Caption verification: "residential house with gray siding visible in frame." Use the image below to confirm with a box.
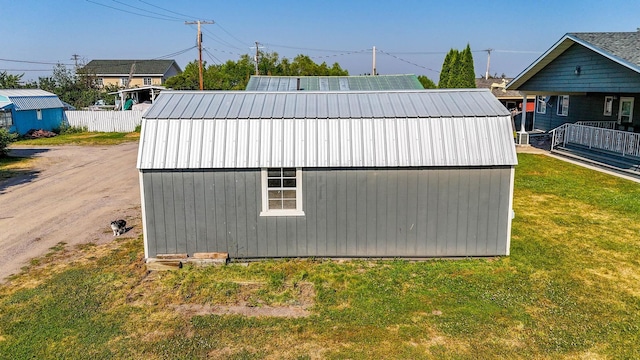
[137,89,517,260]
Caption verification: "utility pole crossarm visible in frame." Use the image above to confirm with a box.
[185,20,215,90]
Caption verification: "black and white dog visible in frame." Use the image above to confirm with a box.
[110,219,127,236]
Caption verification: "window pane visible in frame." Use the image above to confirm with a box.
[268,179,281,187]
[267,169,281,177]
[283,179,296,187]
[268,190,283,199]
[282,200,296,209]
[269,200,283,209]
[282,168,296,177]
[282,190,296,198]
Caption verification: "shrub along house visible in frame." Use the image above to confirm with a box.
[507,32,640,159]
[137,89,517,260]
[0,89,65,135]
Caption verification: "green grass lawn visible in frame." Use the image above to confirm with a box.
[1,153,639,359]
[13,131,139,146]
[0,156,36,182]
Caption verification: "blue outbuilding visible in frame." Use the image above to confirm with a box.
[0,89,65,135]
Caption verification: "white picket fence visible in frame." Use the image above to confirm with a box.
[65,110,143,132]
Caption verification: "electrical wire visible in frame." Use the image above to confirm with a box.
[263,43,364,53]
[85,0,181,21]
[137,0,200,20]
[111,0,183,21]
[376,49,440,73]
[0,58,74,66]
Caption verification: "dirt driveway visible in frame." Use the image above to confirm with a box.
[0,142,141,282]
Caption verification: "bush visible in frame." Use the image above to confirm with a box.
[57,123,88,135]
[134,124,141,133]
[0,128,18,156]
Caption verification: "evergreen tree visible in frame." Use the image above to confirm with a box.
[438,45,476,88]
[438,49,454,88]
[461,44,476,88]
[417,75,436,89]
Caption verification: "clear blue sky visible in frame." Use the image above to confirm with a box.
[2,0,640,83]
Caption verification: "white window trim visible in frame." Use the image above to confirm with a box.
[144,77,152,86]
[120,77,129,87]
[260,168,305,217]
[619,97,634,124]
[557,95,569,116]
[604,96,613,116]
[536,96,546,114]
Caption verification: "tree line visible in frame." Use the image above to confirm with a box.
[0,46,480,109]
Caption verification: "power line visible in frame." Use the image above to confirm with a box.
[0,58,74,66]
[111,0,183,21]
[376,49,440,73]
[215,23,250,48]
[137,0,199,20]
[263,43,365,53]
[85,0,182,21]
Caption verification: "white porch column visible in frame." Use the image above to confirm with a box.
[516,93,529,146]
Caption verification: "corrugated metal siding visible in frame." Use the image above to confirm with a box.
[138,116,516,169]
[141,167,512,258]
[8,96,64,111]
[144,90,509,119]
[139,90,516,169]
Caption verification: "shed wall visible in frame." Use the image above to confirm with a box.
[141,167,513,258]
[11,107,65,135]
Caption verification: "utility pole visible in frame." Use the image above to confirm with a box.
[484,49,494,80]
[251,41,264,75]
[372,46,376,75]
[71,54,81,70]
[185,20,214,90]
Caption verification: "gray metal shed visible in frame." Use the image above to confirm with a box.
[138,89,517,259]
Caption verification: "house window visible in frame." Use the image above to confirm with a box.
[144,77,152,86]
[36,109,42,120]
[604,96,614,116]
[120,77,129,87]
[619,97,634,123]
[505,101,516,110]
[536,96,546,114]
[0,110,12,128]
[96,78,104,87]
[260,168,304,216]
[557,95,569,116]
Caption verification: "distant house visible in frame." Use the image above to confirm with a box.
[0,89,65,135]
[82,60,182,89]
[507,31,640,168]
[507,32,640,133]
[476,77,535,131]
[246,74,425,91]
[137,89,517,260]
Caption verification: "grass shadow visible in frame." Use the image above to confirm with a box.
[0,148,49,194]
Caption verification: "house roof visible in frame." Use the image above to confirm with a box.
[138,89,516,170]
[0,89,64,111]
[245,75,425,91]
[475,78,522,99]
[507,31,640,90]
[83,60,181,76]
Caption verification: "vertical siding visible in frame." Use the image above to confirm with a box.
[142,167,513,258]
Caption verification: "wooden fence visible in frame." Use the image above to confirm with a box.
[65,110,143,132]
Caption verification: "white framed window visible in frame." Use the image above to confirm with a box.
[36,109,42,120]
[144,77,152,86]
[260,168,304,217]
[120,77,129,87]
[619,97,634,123]
[603,96,614,116]
[557,95,569,116]
[536,96,546,114]
[0,110,13,128]
[96,78,104,87]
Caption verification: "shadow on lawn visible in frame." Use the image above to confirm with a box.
[0,148,49,194]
